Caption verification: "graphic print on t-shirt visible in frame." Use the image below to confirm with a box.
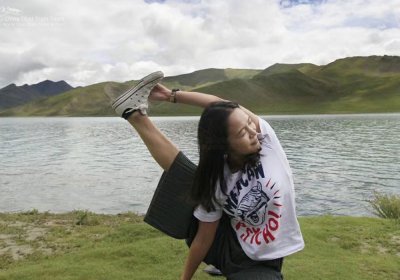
[237,181,269,226]
[224,163,283,246]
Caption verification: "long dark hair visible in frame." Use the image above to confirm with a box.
[191,101,240,212]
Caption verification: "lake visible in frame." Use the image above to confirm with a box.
[0,114,399,216]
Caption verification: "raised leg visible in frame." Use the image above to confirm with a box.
[127,112,179,171]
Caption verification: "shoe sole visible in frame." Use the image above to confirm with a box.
[111,71,164,110]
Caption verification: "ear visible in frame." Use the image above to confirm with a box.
[257,181,262,190]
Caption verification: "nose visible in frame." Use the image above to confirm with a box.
[248,126,257,137]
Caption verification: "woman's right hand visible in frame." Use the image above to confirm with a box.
[149,84,172,102]
[180,219,220,280]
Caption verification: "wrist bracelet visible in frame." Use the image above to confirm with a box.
[170,88,180,103]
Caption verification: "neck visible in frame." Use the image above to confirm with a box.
[227,153,245,173]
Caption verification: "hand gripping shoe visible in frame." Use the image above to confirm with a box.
[111,71,164,119]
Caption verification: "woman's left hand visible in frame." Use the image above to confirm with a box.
[149,84,171,102]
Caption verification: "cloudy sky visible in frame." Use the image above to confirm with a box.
[0,0,399,88]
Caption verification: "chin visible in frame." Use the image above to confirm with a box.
[253,144,261,152]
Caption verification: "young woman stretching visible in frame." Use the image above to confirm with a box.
[110,71,304,280]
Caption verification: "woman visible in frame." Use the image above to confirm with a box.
[110,71,305,279]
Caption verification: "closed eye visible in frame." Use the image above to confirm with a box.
[237,117,253,137]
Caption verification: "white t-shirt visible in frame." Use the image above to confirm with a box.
[194,117,305,260]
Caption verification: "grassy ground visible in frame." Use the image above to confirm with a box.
[0,211,399,280]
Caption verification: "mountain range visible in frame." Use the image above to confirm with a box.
[0,80,73,110]
[0,55,399,116]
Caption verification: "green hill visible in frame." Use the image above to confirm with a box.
[255,63,319,77]
[315,55,400,79]
[1,56,399,116]
[162,68,260,88]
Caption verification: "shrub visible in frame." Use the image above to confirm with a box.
[367,191,400,221]
[23,209,39,215]
[74,210,100,226]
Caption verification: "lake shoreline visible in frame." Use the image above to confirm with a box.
[1,111,400,118]
[0,209,377,218]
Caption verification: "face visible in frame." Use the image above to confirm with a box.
[227,108,260,157]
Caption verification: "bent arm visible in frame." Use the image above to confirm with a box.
[176,90,260,133]
[150,84,260,132]
[175,90,223,108]
[181,219,219,280]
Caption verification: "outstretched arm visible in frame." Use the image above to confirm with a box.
[150,84,223,108]
[150,84,260,132]
[181,220,219,280]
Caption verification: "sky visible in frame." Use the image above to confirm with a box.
[0,0,399,88]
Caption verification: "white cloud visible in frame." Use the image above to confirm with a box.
[0,0,399,88]
[384,38,400,52]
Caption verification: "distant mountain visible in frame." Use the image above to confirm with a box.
[0,80,73,110]
[0,68,261,116]
[0,56,399,116]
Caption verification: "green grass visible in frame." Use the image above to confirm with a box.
[0,212,399,280]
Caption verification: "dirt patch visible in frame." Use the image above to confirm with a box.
[26,227,47,241]
[376,244,389,254]
[0,222,50,260]
[390,235,400,245]
[390,235,400,257]
[0,237,33,260]
[329,236,340,242]
[360,242,372,254]
[360,234,400,256]
[9,221,29,227]
[0,234,14,240]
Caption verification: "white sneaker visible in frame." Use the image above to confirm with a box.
[203,264,223,276]
[111,71,164,118]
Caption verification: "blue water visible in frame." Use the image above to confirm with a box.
[0,114,399,216]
